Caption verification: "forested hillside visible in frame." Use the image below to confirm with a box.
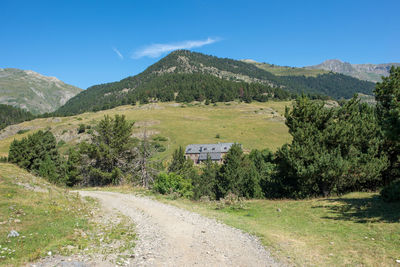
[0,104,34,130]
[56,50,375,116]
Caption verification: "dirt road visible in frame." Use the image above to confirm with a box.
[78,191,281,267]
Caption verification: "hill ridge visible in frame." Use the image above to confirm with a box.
[0,68,82,114]
[56,50,375,116]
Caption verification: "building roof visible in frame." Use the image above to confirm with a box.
[185,143,234,154]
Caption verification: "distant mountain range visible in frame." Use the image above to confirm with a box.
[56,50,375,116]
[0,68,82,114]
[307,59,400,83]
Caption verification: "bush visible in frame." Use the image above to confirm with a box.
[57,140,66,147]
[153,135,168,142]
[380,179,400,202]
[17,129,30,135]
[77,124,86,134]
[153,172,193,198]
[215,192,246,210]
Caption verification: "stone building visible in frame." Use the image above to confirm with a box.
[185,143,234,165]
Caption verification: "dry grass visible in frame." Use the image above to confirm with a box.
[0,101,292,160]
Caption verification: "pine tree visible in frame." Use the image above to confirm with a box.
[192,156,219,199]
[374,66,400,183]
[168,146,186,173]
[275,96,387,198]
[216,144,262,199]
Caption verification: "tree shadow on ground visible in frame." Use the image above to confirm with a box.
[312,195,400,223]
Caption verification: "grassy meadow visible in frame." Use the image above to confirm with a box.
[0,101,292,161]
[0,163,91,265]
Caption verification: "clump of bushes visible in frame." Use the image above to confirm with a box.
[215,192,246,210]
[380,179,400,202]
[153,135,168,142]
[153,172,193,198]
[17,129,30,135]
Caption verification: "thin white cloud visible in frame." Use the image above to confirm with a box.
[112,47,124,59]
[132,37,220,59]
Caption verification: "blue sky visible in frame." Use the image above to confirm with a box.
[1,0,399,89]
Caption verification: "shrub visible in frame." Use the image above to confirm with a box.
[215,133,220,139]
[153,172,193,198]
[215,192,246,210]
[17,129,29,135]
[153,135,168,142]
[77,124,86,134]
[380,179,400,202]
[57,140,66,147]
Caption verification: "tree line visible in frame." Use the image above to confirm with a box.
[0,104,34,130]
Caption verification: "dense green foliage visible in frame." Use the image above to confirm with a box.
[0,104,34,130]
[274,97,387,198]
[55,50,374,116]
[78,115,138,186]
[8,130,64,183]
[192,157,219,200]
[248,148,276,197]
[215,144,262,199]
[380,179,400,202]
[153,172,193,198]
[375,67,400,185]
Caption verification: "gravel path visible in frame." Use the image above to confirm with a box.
[78,191,282,267]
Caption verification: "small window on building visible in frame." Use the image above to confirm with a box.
[224,147,227,150]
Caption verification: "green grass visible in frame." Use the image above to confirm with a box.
[0,101,292,160]
[0,163,91,266]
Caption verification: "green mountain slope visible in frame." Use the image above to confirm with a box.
[307,59,400,82]
[0,68,82,114]
[56,50,375,116]
[241,59,329,77]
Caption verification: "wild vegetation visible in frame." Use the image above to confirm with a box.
[0,163,90,265]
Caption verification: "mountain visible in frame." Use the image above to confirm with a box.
[307,59,400,83]
[241,59,329,77]
[0,68,82,114]
[56,50,375,116]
